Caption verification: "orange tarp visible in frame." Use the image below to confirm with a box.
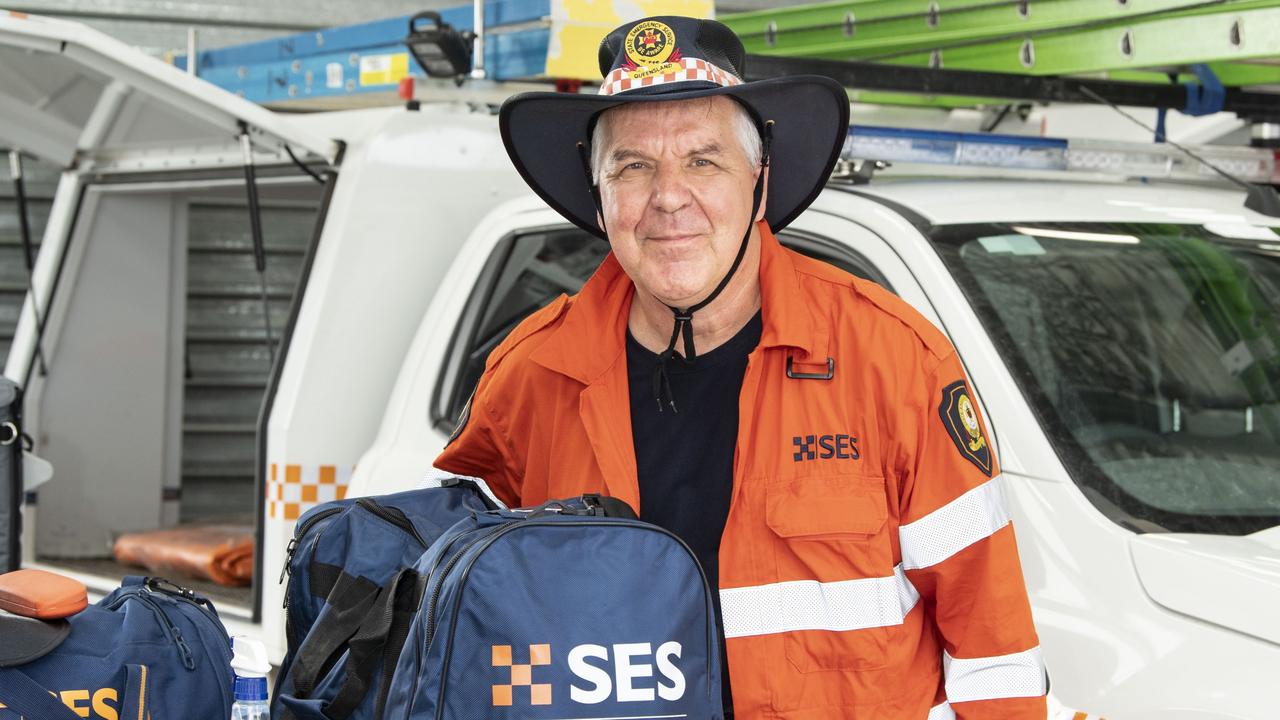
[113,524,253,587]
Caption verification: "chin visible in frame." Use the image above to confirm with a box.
[642,264,709,305]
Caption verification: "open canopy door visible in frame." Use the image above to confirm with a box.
[0,10,338,172]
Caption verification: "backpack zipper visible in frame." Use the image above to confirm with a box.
[421,526,493,651]
[281,506,345,583]
[110,583,235,719]
[398,525,490,720]
[430,520,718,720]
[144,578,233,662]
[356,498,429,548]
[104,590,197,670]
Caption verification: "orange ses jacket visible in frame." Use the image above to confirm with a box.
[436,223,1047,719]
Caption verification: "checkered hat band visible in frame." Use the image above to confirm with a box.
[599,57,743,97]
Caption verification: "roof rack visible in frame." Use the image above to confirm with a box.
[746,57,1280,125]
[723,0,1280,114]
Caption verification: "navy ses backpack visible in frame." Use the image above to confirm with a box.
[382,498,724,720]
[273,477,500,720]
[0,576,234,720]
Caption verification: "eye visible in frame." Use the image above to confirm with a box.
[614,161,648,176]
[692,158,715,167]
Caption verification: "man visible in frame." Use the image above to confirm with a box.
[437,15,1047,719]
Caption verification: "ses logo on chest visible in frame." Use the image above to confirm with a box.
[791,434,861,462]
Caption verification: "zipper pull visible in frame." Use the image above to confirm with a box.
[173,626,196,670]
[280,537,299,583]
[146,577,197,602]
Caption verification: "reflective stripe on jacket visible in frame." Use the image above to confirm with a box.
[435,222,1047,719]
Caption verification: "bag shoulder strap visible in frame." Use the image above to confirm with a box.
[0,667,84,720]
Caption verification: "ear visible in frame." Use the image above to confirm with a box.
[754,164,770,223]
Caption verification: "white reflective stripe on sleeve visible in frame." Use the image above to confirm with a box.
[899,476,1010,570]
[927,702,956,720]
[943,646,1047,703]
[719,564,919,639]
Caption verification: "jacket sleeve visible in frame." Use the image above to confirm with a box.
[433,372,524,509]
[898,349,1047,720]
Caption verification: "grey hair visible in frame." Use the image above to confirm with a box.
[589,97,763,185]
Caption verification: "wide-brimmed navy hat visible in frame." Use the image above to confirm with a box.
[500,15,850,240]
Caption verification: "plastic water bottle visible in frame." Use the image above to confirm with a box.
[231,676,269,720]
[230,636,271,720]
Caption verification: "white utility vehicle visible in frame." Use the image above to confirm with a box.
[351,179,1280,720]
[3,12,1279,720]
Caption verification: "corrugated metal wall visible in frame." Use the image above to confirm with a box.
[182,200,317,522]
[0,177,320,524]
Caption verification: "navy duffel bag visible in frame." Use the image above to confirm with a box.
[273,477,500,720]
[382,497,724,720]
[0,576,234,720]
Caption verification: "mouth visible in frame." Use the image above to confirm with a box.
[644,233,702,244]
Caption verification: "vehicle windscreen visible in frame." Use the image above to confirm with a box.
[932,221,1280,535]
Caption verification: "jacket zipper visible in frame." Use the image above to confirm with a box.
[430,520,719,719]
[356,498,429,548]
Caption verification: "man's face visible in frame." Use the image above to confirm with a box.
[597,96,763,308]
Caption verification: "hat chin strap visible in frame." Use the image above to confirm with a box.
[578,122,773,413]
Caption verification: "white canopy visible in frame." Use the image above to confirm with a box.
[0,10,338,172]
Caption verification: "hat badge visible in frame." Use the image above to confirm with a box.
[623,20,681,79]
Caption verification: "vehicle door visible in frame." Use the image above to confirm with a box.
[0,12,334,621]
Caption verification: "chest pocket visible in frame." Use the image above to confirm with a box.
[765,473,896,674]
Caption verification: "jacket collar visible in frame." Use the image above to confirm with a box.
[530,221,823,384]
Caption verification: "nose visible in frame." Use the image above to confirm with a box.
[649,161,693,214]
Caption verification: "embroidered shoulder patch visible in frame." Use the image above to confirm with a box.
[937,379,992,476]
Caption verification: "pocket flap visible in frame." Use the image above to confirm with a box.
[766,475,888,538]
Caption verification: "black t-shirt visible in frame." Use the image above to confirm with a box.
[625,310,762,716]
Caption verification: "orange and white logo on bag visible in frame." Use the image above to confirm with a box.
[491,644,552,706]
[488,641,688,707]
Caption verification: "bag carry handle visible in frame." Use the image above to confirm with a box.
[322,569,419,719]
[585,494,638,519]
[289,573,381,699]
[0,666,87,720]
[525,494,637,520]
